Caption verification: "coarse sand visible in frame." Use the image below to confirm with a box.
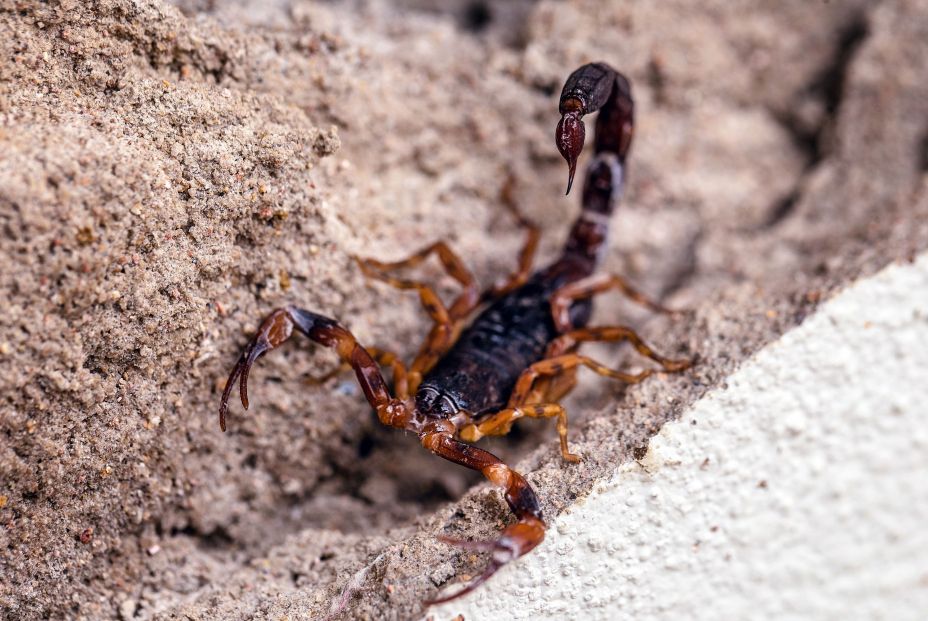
[1,1,926,619]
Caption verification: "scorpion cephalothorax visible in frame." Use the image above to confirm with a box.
[218,63,692,604]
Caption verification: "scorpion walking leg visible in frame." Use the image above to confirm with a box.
[460,403,581,463]
[459,350,583,463]
[218,307,410,431]
[421,428,545,605]
[509,329,691,407]
[366,348,409,399]
[496,334,690,456]
[550,272,680,332]
[525,364,579,406]
[545,325,693,372]
[357,242,478,320]
[357,242,479,386]
[483,174,541,299]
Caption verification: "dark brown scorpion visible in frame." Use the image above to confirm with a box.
[218,63,692,604]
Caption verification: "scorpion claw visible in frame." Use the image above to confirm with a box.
[238,337,270,410]
[425,537,511,606]
[435,534,499,552]
[428,517,543,605]
[218,309,295,432]
[218,355,243,432]
[424,557,502,606]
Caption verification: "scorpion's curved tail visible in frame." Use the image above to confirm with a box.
[556,62,633,271]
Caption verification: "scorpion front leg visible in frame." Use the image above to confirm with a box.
[460,402,581,463]
[218,306,410,431]
[478,328,691,461]
[422,426,545,605]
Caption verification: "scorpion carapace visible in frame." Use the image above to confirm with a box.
[218,62,692,605]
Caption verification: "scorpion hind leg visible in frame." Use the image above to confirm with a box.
[356,242,480,386]
[550,273,686,333]
[425,518,543,605]
[482,172,542,300]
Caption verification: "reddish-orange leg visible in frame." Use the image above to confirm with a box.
[460,402,581,463]
[306,346,409,399]
[550,272,681,333]
[478,326,690,461]
[458,315,690,463]
[511,326,692,408]
[483,174,542,300]
[356,242,479,388]
[457,344,583,463]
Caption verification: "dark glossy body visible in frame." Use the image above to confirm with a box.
[418,259,593,417]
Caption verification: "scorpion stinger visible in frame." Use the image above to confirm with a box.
[556,107,584,195]
[556,62,635,194]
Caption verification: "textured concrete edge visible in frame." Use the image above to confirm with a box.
[427,253,928,621]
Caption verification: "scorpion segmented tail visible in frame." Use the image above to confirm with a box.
[555,62,634,273]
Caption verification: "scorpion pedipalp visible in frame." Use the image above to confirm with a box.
[219,310,289,431]
[421,430,545,604]
[219,307,406,432]
[426,516,544,605]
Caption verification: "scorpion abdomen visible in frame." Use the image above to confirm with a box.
[418,271,591,417]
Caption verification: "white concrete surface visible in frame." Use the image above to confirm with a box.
[428,254,928,621]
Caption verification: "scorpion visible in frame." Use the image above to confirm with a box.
[218,63,692,604]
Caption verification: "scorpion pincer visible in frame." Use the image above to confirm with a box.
[218,62,692,604]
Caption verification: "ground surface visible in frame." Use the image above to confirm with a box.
[0,1,926,620]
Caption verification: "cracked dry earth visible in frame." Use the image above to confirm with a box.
[1,0,926,619]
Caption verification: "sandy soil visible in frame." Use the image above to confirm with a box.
[0,1,925,619]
